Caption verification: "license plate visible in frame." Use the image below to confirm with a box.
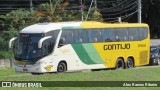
[23,69,28,71]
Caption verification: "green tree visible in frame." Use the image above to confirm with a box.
[0,0,104,59]
[35,1,79,22]
[0,9,37,58]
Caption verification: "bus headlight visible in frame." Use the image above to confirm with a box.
[35,62,40,65]
[35,61,43,65]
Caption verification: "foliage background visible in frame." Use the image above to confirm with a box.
[0,0,102,59]
[1,0,160,58]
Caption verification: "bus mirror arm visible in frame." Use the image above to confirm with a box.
[38,36,52,48]
[9,37,17,48]
[58,38,65,47]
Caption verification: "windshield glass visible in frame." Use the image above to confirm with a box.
[15,34,43,64]
[150,47,158,53]
[14,30,60,65]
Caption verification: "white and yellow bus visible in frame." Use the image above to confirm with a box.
[9,21,150,74]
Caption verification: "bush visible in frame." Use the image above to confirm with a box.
[0,51,12,59]
[0,37,6,51]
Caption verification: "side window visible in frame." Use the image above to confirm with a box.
[89,29,102,42]
[121,28,128,41]
[60,30,73,44]
[114,28,128,41]
[139,27,148,40]
[102,28,114,42]
[43,30,60,55]
[46,30,59,47]
[42,39,51,56]
[74,29,89,43]
[128,28,139,41]
[114,28,120,41]
[52,30,60,42]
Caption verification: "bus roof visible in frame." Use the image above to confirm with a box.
[20,22,81,34]
[80,21,149,28]
[20,21,148,34]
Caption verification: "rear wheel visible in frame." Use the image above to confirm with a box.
[57,62,67,73]
[126,58,134,68]
[116,58,125,69]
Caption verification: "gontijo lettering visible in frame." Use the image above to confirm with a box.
[104,43,130,50]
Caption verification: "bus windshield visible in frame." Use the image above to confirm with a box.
[15,34,44,64]
[14,30,60,65]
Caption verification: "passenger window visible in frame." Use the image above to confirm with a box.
[89,29,102,42]
[114,28,128,41]
[60,30,73,44]
[74,29,89,43]
[52,30,60,42]
[139,27,148,40]
[102,29,114,42]
[42,39,51,56]
[128,28,139,41]
[114,29,120,41]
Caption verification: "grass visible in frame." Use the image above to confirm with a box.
[0,67,160,90]
[1,67,160,81]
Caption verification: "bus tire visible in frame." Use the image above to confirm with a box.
[57,62,67,73]
[126,58,134,68]
[116,58,125,69]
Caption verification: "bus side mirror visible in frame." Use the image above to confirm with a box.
[9,37,17,48]
[59,38,65,47]
[38,36,52,48]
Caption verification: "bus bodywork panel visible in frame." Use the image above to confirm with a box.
[14,44,107,73]
[79,21,150,68]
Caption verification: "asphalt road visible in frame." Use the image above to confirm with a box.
[151,39,160,46]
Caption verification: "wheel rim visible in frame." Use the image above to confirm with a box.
[118,61,122,68]
[117,59,124,69]
[58,64,64,72]
[57,63,66,73]
[127,59,133,68]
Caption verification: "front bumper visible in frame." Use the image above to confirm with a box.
[14,64,56,73]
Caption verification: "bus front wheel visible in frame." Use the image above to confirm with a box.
[116,58,125,69]
[57,62,67,73]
